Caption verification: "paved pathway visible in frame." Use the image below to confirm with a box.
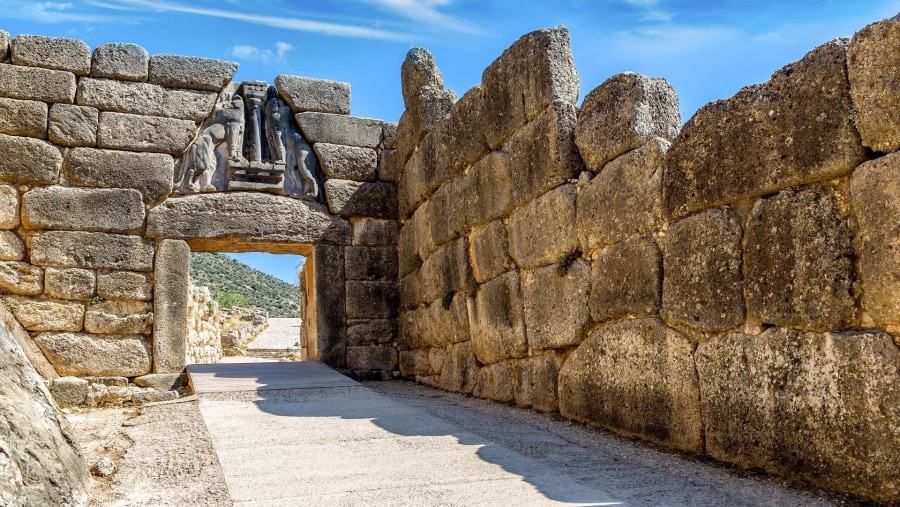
[246,317,301,352]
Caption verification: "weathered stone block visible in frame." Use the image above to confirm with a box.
[352,217,398,247]
[48,377,89,407]
[44,268,95,301]
[324,179,398,219]
[85,300,153,335]
[402,237,471,309]
[523,260,590,350]
[559,318,702,451]
[275,75,351,115]
[0,133,61,185]
[64,148,174,204]
[97,112,197,155]
[96,271,152,301]
[590,238,661,323]
[345,246,398,281]
[0,183,18,228]
[850,153,900,327]
[23,187,145,233]
[469,220,514,284]
[48,103,98,147]
[515,354,560,413]
[399,292,469,349]
[148,54,237,92]
[345,280,399,319]
[696,328,900,502]
[32,231,155,271]
[296,113,383,148]
[473,363,514,402]
[153,240,189,373]
[91,43,149,82]
[427,174,469,247]
[378,148,401,183]
[0,30,7,61]
[77,78,217,122]
[745,188,855,331]
[468,271,527,365]
[443,86,489,176]
[398,201,435,278]
[397,127,453,219]
[147,193,351,249]
[394,110,420,168]
[0,261,43,295]
[314,244,347,368]
[347,319,397,346]
[661,209,744,334]
[401,47,444,112]
[439,341,479,393]
[0,230,23,261]
[133,373,187,391]
[3,296,84,332]
[34,332,151,377]
[399,347,433,376]
[382,122,398,149]
[11,35,90,75]
[0,97,47,138]
[482,26,579,148]
[664,39,866,218]
[508,183,577,269]
[577,139,668,251]
[0,63,76,103]
[848,14,900,153]
[313,143,377,181]
[347,345,397,371]
[408,84,456,145]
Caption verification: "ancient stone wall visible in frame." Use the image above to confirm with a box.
[395,15,900,502]
[185,285,222,364]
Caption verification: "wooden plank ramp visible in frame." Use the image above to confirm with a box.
[187,360,359,394]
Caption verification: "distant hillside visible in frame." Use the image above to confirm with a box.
[189,253,300,318]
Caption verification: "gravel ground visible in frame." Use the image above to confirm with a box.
[247,318,301,351]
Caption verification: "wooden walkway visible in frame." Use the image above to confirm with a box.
[187,360,359,393]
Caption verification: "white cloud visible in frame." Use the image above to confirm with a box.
[641,9,671,22]
[2,1,116,23]
[229,41,295,65]
[358,0,481,34]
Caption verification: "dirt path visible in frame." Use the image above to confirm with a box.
[247,317,301,351]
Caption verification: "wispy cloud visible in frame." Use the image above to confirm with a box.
[611,24,741,57]
[620,0,671,24]
[359,0,481,34]
[229,41,294,65]
[1,1,119,23]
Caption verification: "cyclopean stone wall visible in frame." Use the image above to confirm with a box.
[394,15,900,502]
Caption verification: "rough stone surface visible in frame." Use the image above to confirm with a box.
[0,63,76,103]
[275,75,351,115]
[97,271,152,301]
[296,112,383,148]
[0,230,23,261]
[48,376,89,407]
[347,319,397,346]
[0,184,18,229]
[443,86,489,176]
[696,328,900,502]
[352,217,398,247]
[745,188,855,332]
[345,246,398,281]
[577,138,668,251]
[382,122,398,149]
[482,26,579,148]
[77,78,217,122]
[34,332,151,377]
[314,143,377,181]
[0,30,7,61]
[661,210,744,334]
[0,262,43,295]
[590,238,661,323]
[399,347,433,377]
[133,372,187,391]
[523,260,590,350]
[0,97,47,138]
[469,220,515,284]
[401,237,471,309]
[439,341,479,393]
[147,193,351,249]
[508,183,577,269]
[91,43,149,81]
[515,354,560,413]
[0,133,61,185]
[64,148,174,204]
[345,281,399,320]
[401,47,444,112]
[848,14,900,153]
[559,318,702,451]
[314,244,347,368]
[473,363,514,402]
[3,296,83,332]
[148,54,237,92]
[575,73,679,172]
[153,240,189,373]
[98,111,197,155]
[324,179,398,220]
[664,39,866,218]
[468,271,528,365]
[398,200,435,277]
[85,300,153,335]
[347,344,397,371]
[23,186,145,233]
[399,292,470,349]
[850,152,900,327]
[11,34,90,75]
[48,103,98,147]
[44,268,95,301]
[378,148,401,183]
[32,231,155,271]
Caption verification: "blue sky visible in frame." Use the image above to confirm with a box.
[2,0,897,284]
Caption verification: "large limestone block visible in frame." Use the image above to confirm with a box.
[148,54,237,92]
[577,139,668,251]
[345,281,399,319]
[468,271,528,365]
[427,173,469,247]
[346,344,397,371]
[401,47,444,112]
[313,244,347,368]
[132,373,186,391]
[696,328,900,502]
[44,268,95,301]
[398,200,435,278]
[399,292,469,349]
[0,134,61,185]
[444,86,489,175]
[508,183,577,269]
[851,153,900,326]
[523,260,590,350]
[153,239,189,373]
[296,112,383,148]
[0,231,24,261]
[3,296,84,332]
[515,354,560,413]
[401,237,471,309]
[469,220,515,284]
[11,35,90,75]
[275,75,350,115]
[745,188,855,331]
[473,363,514,402]
[378,148,401,183]
[91,43,149,81]
[661,209,744,334]
[347,319,397,346]
[0,184,18,229]
[352,217,398,247]
[439,341,479,393]
[48,376,89,407]
[64,148,174,204]
[398,126,456,219]
[0,63,75,103]
[23,186,145,233]
[0,97,47,138]
[0,262,43,295]
[324,179,397,220]
[848,14,900,153]
[559,318,702,451]
[575,73,679,172]
[77,78,217,122]
[407,83,455,145]
[382,122,398,149]
[85,300,153,335]
[98,111,197,155]
[664,39,866,218]
[399,347,433,377]
[96,271,152,301]
[313,143,377,181]
[34,332,151,377]
[32,231,155,271]
[0,30,7,61]
[48,103,98,147]
[147,193,351,249]
[482,26,579,148]
[590,238,661,323]
[344,246,398,281]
